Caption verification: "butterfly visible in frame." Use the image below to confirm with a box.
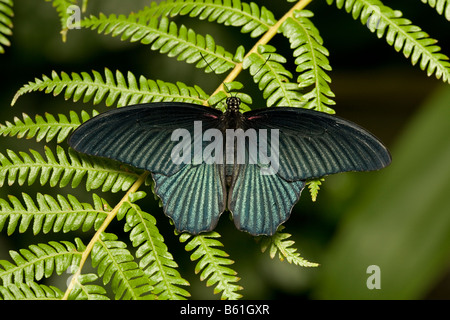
[68,96,391,236]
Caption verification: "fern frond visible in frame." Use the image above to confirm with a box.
[260,227,319,267]
[180,232,242,300]
[307,178,325,202]
[0,238,85,285]
[0,193,109,235]
[44,0,78,42]
[119,192,190,300]
[12,68,209,107]
[0,0,13,54]
[327,0,450,83]
[91,232,155,300]
[142,0,276,38]
[243,45,304,108]
[0,282,63,300]
[67,273,109,300]
[281,10,336,114]
[420,0,450,21]
[0,146,140,192]
[0,110,96,143]
[82,13,238,74]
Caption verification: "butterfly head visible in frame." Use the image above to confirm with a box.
[226,96,241,113]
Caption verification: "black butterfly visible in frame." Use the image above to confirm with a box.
[69,97,391,236]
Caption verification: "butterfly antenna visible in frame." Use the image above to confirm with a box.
[200,52,232,94]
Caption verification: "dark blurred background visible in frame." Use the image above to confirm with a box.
[0,0,449,299]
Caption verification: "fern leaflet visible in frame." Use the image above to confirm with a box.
[327,0,450,83]
[82,13,239,74]
[243,44,304,107]
[12,68,209,107]
[0,193,109,235]
[67,273,109,300]
[91,232,155,300]
[260,227,319,267]
[44,0,78,41]
[420,0,450,21]
[142,0,276,38]
[180,232,243,300]
[0,282,63,300]
[0,146,140,192]
[0,110,96,143]
[281,10,336,114]
[0,239,85,286]
[119,191,190,300]
[0,0,13,54]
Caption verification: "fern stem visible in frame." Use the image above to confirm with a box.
[209,0,313,99]
[62,172,149,300]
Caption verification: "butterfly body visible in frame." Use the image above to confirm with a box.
[69,98,391,236]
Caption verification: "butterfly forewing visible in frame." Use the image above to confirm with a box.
[242,107,391,181]
[68,103,223,176]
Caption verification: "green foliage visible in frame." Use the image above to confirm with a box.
[0,239,85,285]
[142,0,277,37]
[120,191,190,300]
[0,282,64,300]
[91,232,155,300]
[12,69,209,108]
[66,273,109,300]
[0,193,109,235]
[281,10,335,114]
[420,0,450,20]
[44,0,79,41]
[0,110,96,143]
[260,227,319,267]
[1,0,448,300]
[180,232,242,300]
[243,44,304,107]
[0,0,13,54]
[0,146,140,192]
[82,13,240,74]
[326,0,450,83]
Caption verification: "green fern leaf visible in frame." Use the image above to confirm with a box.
[44,0,78,41]
[260,227,318,267]
[180,232,242,300]
[243,44,304,107]
[0,110,96,143]
[91,232,155,300]
[420,0,450,21]
[0,146,140,192]
[0,238,85,285]
[119,192,190,300]
[67,273,109,300]
[0,0,13,54]
[82,13,238,74]
[0,193,109,235]
[0,282,63,300]
[142,0,276,38]
[327,0,450,83]
[281,10,336,114]
[12,68,209,107]
[306,178,325,202]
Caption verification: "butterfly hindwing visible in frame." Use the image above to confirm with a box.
[68,103,223,176]
[228,162,305,236]
[243,107,391,181]
[152,163,226,234]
